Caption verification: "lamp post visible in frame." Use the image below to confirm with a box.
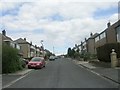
[41,40,44,57]
[53,46,54,55]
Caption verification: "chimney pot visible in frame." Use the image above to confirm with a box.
[90,32,93,36]
[24,38,26,41]
[107,21,111,28]
[2,30,6,36]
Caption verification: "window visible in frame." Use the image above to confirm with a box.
[95,36,99,42]
[100,32,106,39]
[116,25,120,42]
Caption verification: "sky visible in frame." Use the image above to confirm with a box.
[0,0,120,55]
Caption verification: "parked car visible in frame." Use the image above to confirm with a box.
[19,58,28,68]
[49,56,55,61]
[28,57,45,69]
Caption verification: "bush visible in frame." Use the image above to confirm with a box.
[83,52,91,61]
[2,43,23,73]
[96,43,120,62]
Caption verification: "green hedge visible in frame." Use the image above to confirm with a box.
[96,43,120,62]
[2,43,23,73]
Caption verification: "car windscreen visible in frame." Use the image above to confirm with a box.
[31,57,42,62]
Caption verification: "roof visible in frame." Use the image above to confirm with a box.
[89,33,99,39]
[14,38,30,44]
[1,33,13,41]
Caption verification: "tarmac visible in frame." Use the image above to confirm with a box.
[2,59,120,88]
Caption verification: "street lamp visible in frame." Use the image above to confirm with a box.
[41,40,44,57]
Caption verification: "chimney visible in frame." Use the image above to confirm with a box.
[90,32,93,36]
[30,41,32,45]
[85,38,87,41]
[24,38,26,41]
[81,41,83,45]
[2,30,6,36]
[107,21,111,28]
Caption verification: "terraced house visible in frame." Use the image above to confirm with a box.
[94,20,120,62]
[95,20,120,49]
[14,38,42,59]
[78,19,120,57]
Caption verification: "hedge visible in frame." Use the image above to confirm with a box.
[96,43,120,62]
[2,43,23,73]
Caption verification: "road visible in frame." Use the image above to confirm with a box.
[3,58,119,88]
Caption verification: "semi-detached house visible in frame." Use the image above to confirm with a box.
[78,19,120,55]
[95,20,120,49]
[1,30,22,56]
[14,38,32,59]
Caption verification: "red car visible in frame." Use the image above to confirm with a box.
[28,57,45,69]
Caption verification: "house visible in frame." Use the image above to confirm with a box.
[79,20,120,55]
[2,30,14,47]
[1,30,22,56]
[87,33,99,54]
[30,42,36,57]
[80,40,87,54]
[14,38,31,59]
[14,38,42,59]
[36,46,42,57]
[95,20,120,49]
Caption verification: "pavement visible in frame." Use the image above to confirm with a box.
[73,59,120,84]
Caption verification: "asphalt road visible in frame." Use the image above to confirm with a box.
[4,58,119,88]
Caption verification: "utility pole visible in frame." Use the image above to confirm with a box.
[41,40,44,57]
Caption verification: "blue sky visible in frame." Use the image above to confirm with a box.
[93,6,118,19]
[0,1,119,55]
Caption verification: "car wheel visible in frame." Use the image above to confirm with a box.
[28,67,31,69]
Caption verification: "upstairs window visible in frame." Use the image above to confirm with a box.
[100,32,106,39]
[116,25,120,42]
[95,36,99,42]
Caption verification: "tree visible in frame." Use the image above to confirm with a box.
[71,49,75,58]
[67,47,72,57]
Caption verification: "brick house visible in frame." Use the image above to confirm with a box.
[95,20,120,49]
[87,33,99,54]
[79,20,120,56]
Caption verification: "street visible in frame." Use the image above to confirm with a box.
[3,58,119,88]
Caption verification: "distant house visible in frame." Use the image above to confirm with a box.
[36,46,42,57]
[14,38,42,59]
[87,33,99,54]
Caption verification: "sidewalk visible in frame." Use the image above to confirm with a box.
[73,60,120,84]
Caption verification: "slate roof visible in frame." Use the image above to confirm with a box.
[14,38,30,44]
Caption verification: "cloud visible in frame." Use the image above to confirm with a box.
[0,1,119,54]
